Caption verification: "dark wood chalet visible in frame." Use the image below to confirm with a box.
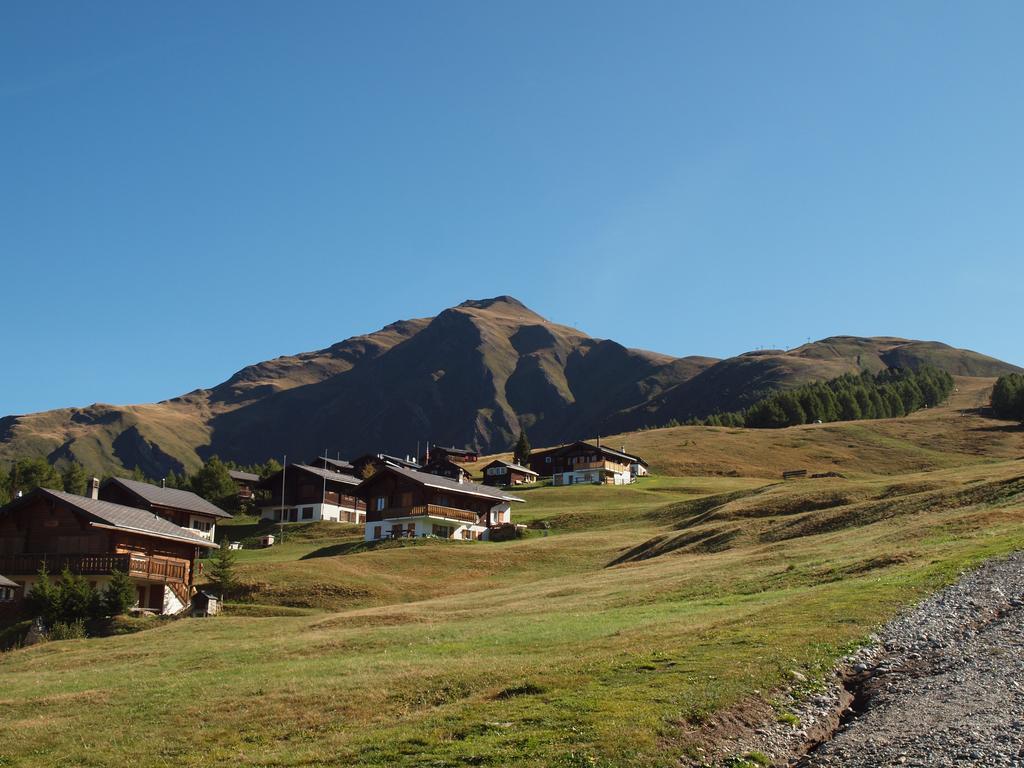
[258,463,366,523]
[427,444,479,463]
[420,455,473,482]
[0,488,217,614]
[100,476,232,542]
[542,441,641,486]
[525,445,565,476]
[227,470,261,502]
[356,465,523,541]
[480,459,539,487]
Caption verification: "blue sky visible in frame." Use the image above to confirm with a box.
[2,2,1022,415]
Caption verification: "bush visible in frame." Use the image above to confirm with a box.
[48,620,87,641]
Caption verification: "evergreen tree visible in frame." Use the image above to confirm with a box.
[25,565,61,626]
[207,544,238,596]
[190,456,238,511]
[513,430,532,466]
[58,568,102,623]
[7,457,62,498]
[62,462,88,496]
[104,569,137,616]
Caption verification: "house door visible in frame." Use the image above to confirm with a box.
[391,524,403,539]
[148,585,165,612]
[135,585,146,608]
[289,508,298,523]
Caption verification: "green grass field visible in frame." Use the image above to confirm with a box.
[1,380,1023,767]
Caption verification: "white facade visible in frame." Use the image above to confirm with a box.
[555,468,631,486]
[261,501,364,524]
[630,462,649,478]
[365,515,489,542]
[186,515,216,541]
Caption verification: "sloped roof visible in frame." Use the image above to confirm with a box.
[0,574,18,588]
[364,465,524,503]
[6,488,218,548]
[482,459,539,476]
[315,457,354,471]
[228,470,260,483]
[105,477,232,519]
[291,463,361,486]
[559,441,644,465]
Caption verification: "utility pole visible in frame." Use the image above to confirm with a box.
[279,455,286,544]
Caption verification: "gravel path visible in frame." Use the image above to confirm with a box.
[796,552,1024,767]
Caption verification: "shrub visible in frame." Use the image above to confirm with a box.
[49,620,87,641]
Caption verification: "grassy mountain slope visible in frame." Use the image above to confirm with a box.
[0,297,1019,477]
[1,381,1023,766]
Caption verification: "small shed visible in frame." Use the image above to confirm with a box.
[191,590,221,617]
[259,534,276,548]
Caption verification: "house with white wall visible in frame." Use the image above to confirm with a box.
[356,465,523,542]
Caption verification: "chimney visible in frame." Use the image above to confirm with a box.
[88,477,100,500]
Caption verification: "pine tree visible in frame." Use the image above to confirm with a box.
[191,456,238,512]
[25,564,61,627]
[104,569,137,616]
[207,545,238,596]
[513,430,531,465]
[62,462,88,496]
[8,457,62,497]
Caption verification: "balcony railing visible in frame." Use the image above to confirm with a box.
[564,461,627,472]
[0,553,187,584]
[379,504,480,524]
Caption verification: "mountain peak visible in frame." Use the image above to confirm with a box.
[456,295,528,311]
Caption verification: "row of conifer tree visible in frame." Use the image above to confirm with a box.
[683,366,955,429]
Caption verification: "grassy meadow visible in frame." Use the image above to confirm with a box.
[1,377,1023,767]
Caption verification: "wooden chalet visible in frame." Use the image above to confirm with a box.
[258,463,366,523]
[0,488,217,615]
[420,455,473,482]
[356,465,523,542]
[100,476,232,542]
[532,441,645,486]
[0,574,20,620]
[227,470,261,503]
[480,459,539,487]
[525,445,564,476]
[427,444,479,464]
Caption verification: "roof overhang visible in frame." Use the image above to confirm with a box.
[88,521,219,549]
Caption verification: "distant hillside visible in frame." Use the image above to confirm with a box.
[0,297,1019,476]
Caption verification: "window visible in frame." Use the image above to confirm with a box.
[376,496,386,512]
[545,456,552,464]
[373,526,382,540]
[191,519,213,532]
[301,507,314,520]
[432,524,453,538]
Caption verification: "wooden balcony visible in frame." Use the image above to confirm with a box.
[381,504,480,524]
[0,553,187,584]
[566,461,627,472]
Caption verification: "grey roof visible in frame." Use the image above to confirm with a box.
[292,463,361,486]
[0,574,18,588]
[484,459,539,476]
[316,457,354,471]
[368,465,524,503]
[21,488,218,548]
[106,477,232,519]
[228,470,260,483]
